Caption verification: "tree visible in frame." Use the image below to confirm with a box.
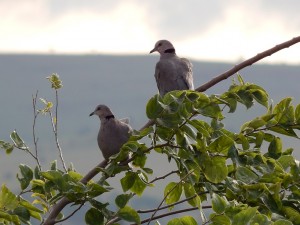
[0,37,300,225]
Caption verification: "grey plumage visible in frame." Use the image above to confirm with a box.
[90,104,132,160]
[150,40,194,96]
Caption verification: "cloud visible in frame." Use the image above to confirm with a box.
[0,0,299,63]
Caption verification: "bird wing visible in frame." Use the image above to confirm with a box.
[179,57,194,90]
[155,57,194,96]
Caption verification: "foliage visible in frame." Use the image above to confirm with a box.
[0,73,299,225]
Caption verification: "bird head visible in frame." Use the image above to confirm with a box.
[150,40,175,55]
[89,104,114,120]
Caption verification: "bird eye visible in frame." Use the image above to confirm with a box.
[158,43,162,46]
[97,107,101,111]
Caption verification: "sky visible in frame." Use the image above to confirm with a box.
[1,0,300,64]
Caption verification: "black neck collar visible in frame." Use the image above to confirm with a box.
[164,48,176,54]
[105,115,115,120]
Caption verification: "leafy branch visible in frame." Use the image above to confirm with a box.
[42,35,300,225]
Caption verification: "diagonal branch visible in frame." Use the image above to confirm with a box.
[42,35,300,225]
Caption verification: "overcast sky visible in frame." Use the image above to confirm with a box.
[1,0,300,63]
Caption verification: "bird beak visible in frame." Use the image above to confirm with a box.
[149,48,156,54]
[89,112,94,117]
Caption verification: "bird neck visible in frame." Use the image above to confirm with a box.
[105,115,115,120]
[164,48,176,54]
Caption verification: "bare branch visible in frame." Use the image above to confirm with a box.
[55,202,85,223]
[137,191,209,214]
[149,170,179,184]
[49,90,67,172]
[32,91,42,170]
[138,205,212,225]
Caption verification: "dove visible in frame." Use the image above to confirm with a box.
[89,104,132,160]
[150,40,194,96]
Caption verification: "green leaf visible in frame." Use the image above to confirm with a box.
[157,112,183,128]
[268,137,282,159]
[237,90,254,109]
[208,135,234,154]
[278,155,294,170]
[251,90,268,107]
[0,140,14,154]
[248,118,267,129]
[269,126,298,138]
[188,120,211,138]
[181,124,197,140]
[167,216,197,225]
[10,130,27,150]
[120,171,147,196]
[13,206,30,223]
[254,131,265,148]
[46,73,63,89]
[146,95,164,119]
[0,184,18,210]
[198,102,224,120]
[273,97,293,123]
[164,182,182,207]
[295,104,300,124]
[232,207,257,224]
[200,154,228,183]
[115,194,131,208]
[40,170,65,191]
[211,214,231,225]
[282,206,300,224]
[50,160,57,170]
[273,220,293,225]
[236,166,259,184]
[250,214,271,225]
[237,74,245,85]
[34,166,41,179]
[212,193,227,214]
[118,206,140,224]
[20,198,43,213]
[120,172,136,192]
[183,183,200,207]
[87,183,108,198]
[85,208,104,225]
[17,164,33,190]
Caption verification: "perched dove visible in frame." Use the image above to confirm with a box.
[150,40,194,96]
[90,104,132,160]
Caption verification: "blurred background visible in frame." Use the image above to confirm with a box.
[0,1,299,224]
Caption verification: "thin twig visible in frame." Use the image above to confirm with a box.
[106,170,180,225]
[32,91,42,170]
[149,170,179,184]
[137,205,212,225]
[55,202,85,223]
[49,90,67,172]
[137,190,209,214]
[146,169,195,225]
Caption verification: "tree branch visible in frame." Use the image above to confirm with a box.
[138,205,212,225]
[42,35,300,225]
[43,160,108,225]
[146,170,194,225]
